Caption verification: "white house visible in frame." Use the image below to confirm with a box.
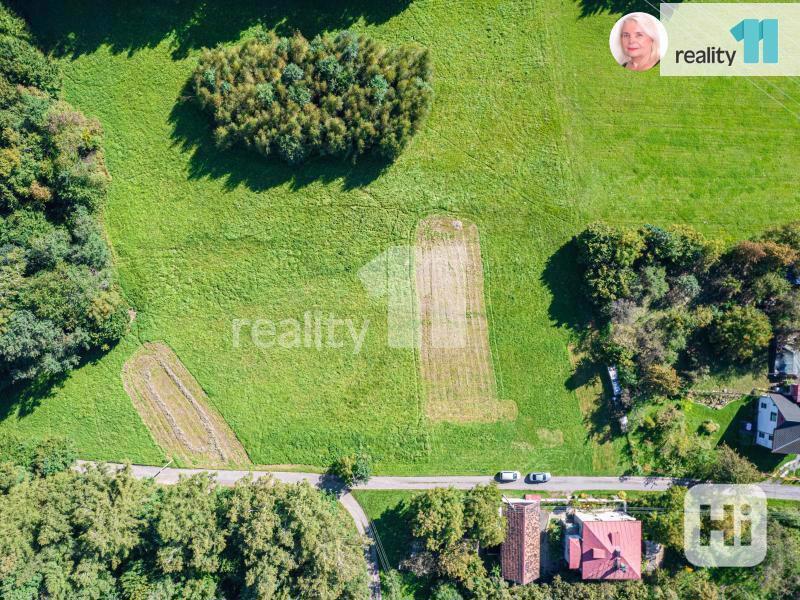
[755,394,779,448]
[755,386,800,454]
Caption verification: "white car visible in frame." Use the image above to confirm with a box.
[496,470,520,483]
[526,472,551,483]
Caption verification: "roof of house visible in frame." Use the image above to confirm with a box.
[568,536,581,569]
[773,423,800,454]
[775,346,800,376]
[501,499,540,585]
[767,392,800,423]
[579,519,641,580]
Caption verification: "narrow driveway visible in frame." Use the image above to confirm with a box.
[340,493,382,600]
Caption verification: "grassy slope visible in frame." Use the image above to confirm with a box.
[353,490,420,569]
[551,0,800,239]
[2,0,597,474]
[2,0,797,473]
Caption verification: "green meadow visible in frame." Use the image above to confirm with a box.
[2,0,798,474]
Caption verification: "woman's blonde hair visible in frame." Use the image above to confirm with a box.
[621,13,661,63]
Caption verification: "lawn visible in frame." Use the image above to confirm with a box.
[353,490,420,569]
[1,0,798,475]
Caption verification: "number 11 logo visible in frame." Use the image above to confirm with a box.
[730,19,779,64]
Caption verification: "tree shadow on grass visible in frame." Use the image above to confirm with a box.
[0,345,117,423]
[543,238,625,450]
[576,359,619,445]
[0,378,61,421]
[168,90,391,193]
[565,354,597,392]
[369,500,413,568]
[541,238,593,334]
[12,0,412,59]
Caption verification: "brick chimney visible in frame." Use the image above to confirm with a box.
[790,384,800,403]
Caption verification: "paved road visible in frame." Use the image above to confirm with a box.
[75,461,800,500]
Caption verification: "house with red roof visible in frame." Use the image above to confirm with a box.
[564,510,641,580]
[501,495,541,584]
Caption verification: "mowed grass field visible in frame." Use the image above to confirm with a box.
[1,0,798,474]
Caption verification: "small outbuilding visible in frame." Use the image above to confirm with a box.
[607,365,623,400]
[643,540,665,573]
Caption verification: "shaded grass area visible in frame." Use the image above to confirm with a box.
[352,490,431,598]
[1,0,798,475]
[685,397,791,473]
[353,490,419,569]
[0,337,164,464]
[11,0,411,59]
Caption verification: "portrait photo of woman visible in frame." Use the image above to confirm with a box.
[609,12,669,72]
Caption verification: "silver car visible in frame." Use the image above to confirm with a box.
[526,472,551,483]
[496,470,520,483]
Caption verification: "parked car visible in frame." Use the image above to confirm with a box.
[496,470,520,483]
[526,472,551,483]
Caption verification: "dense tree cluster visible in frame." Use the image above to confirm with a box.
[0,3,129,387]
[0,433,76,484]
[400,486,505,591]
[192,29,432,165]
[0,458,369,599]
[577,222,800,396]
